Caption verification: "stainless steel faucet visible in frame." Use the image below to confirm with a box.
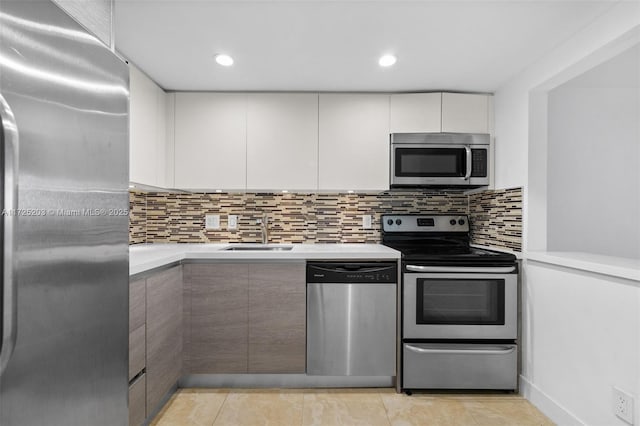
[260,213,269,244]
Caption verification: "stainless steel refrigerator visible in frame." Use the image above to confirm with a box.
[0,1,129,425]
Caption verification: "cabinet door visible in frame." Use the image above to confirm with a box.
[441,92,490,134]
[318,94,390,191]
[129,64,167,187]
[187,264,249,373]
[129,278,146,333]
[390,93,441,133]
[248,263,306,373]
[246,93,318,191]
[129,325,146,382]
[174,93,247,190]
[129,278,146,382]
[146,266,182,414]
[128,373,146,426]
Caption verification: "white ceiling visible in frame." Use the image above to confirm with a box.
[113,0,620,92]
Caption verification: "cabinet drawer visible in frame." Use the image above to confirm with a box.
[129,325,145,381]
[129,373,146,426]
[403,343,517,390]
[129,278,146,333]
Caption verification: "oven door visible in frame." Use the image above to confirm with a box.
[390,144,489,187]
[403,266,517,340]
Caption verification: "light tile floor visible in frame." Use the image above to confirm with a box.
[150,388,555,426]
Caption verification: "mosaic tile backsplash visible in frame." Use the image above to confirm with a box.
[130,188,522,251]
[468,187,523,251]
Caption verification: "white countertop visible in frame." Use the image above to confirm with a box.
[130,243,401,276]
[526,251,640,282]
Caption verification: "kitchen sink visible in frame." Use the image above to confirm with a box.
[222,245,293,251]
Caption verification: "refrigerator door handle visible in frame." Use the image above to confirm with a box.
[0,93,19,377]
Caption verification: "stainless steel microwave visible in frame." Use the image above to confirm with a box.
[390,133,490,188]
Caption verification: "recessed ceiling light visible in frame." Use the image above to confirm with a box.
[378,54,397,67]
[215,54,234,67]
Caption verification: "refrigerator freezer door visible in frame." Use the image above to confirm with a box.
[0,1,129,425]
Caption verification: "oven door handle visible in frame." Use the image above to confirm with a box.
[406,344,515,356]
[405,265,516,274]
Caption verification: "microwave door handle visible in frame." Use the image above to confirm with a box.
[463,146,472,180]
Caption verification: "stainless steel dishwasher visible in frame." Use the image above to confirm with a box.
[306,262,397,376]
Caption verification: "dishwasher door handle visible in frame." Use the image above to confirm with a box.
[308,264,396,274]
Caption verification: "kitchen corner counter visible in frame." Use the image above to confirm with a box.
[526,251,640,282]
[130,243,401,276]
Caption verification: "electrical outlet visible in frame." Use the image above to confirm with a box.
[362,215,372,229]
[228,215,238,230]
[613,386,634,424]
[205,214,220,230]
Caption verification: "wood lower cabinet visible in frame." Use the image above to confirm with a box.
[129,278,146,333]
[128,373,146,426]
[129,278,146,381]
[145,266,183,416]
[185,262,306,374]
[129,261,306,424]
[129,278,146,426]
[128,325,146,382]
[186,263,249,373]
[248,263,306,373]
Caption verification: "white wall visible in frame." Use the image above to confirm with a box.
[522,262,639,426]
[494,2,640,191]
[493,2,640,424]
[547,46,640,259]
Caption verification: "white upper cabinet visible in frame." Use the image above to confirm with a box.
[318,94,390,191]
[142,90,492,191]
[129,64,168,187]
[173,93,247,190]
[441,92,490,134]
[390,93,442,133]
[246,94,319,191]
[390,92,492,135]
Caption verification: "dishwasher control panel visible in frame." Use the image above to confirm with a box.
[306,262,397,283]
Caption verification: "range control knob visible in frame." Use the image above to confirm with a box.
[387,219,394,225]
[458,219,466,225]
[395,219,402,225]
[449,219,457,226]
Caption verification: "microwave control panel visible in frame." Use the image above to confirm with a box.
[471,150,488,177]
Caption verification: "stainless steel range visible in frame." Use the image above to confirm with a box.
[382,214,518,392]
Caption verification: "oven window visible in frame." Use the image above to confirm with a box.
[416,278,505,325]
[395,148,466,177]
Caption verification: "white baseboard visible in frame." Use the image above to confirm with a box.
[520,375,585,426]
